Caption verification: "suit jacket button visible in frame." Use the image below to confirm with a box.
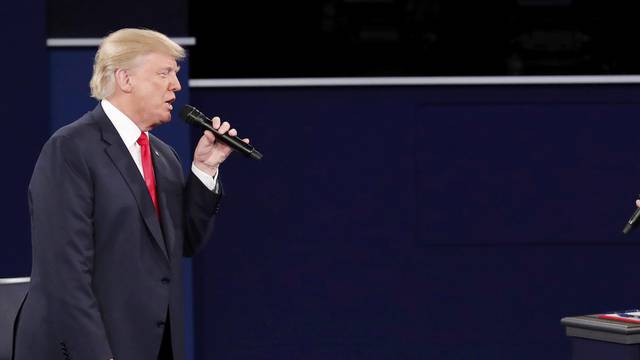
[157,321,166,327]
[161,277,170,284]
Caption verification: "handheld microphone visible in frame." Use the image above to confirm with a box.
[180,105,263,160]
[623,206,640,234]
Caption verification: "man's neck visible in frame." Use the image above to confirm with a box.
[105,96,150,131]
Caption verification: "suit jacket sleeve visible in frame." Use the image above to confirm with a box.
[183,167,222,256]
[29,134,113,359]
[182,170,223,257]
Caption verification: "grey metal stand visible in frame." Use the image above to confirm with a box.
[562,315,640,360]
[0,278,29,360]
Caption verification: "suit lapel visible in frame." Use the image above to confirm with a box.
[150,138,177,259]
[94,106,170,261]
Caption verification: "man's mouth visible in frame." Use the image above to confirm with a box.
[165,98,175,110]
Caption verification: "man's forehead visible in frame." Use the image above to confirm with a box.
[139,52,179,68]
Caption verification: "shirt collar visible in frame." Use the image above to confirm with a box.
[101,99,148,148]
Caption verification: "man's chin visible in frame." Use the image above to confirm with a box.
[149,115,171,130]
[159,112,172,123]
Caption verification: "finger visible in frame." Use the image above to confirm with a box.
[218,121,231,134]
[242,138,250,144]
[203,130,216,143]
[212,116,221,130]
[636,199,640,208]
[228,128,238,137]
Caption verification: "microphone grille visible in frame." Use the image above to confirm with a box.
[181,105,215,129]
[180,105,199,123]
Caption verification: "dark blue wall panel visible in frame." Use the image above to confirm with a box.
[191,85,640,360]
[0,0,48,277]
[414,103,640,245]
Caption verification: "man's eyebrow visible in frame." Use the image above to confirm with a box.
[160,66,180,73]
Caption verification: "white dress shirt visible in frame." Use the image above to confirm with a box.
[101,99,218,191]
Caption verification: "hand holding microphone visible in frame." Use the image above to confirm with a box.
[622,196,640,234]
[181,105,263,160]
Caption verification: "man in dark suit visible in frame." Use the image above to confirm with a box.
[14,28,248,360]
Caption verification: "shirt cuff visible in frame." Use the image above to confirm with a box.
[191,162,219,191]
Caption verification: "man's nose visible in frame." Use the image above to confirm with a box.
[170,74,182,92]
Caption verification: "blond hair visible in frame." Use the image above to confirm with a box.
[90,28,185,100]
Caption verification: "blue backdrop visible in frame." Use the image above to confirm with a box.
[191,85,640,360]
[0,0,48,277]
[5,1,640,357]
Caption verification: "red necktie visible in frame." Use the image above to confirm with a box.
[137,132,159,216]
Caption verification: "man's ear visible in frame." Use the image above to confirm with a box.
[114,68,133,93]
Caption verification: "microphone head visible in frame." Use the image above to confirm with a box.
[180,104,198,123]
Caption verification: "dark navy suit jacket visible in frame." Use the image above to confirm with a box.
[14,104,220,360]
